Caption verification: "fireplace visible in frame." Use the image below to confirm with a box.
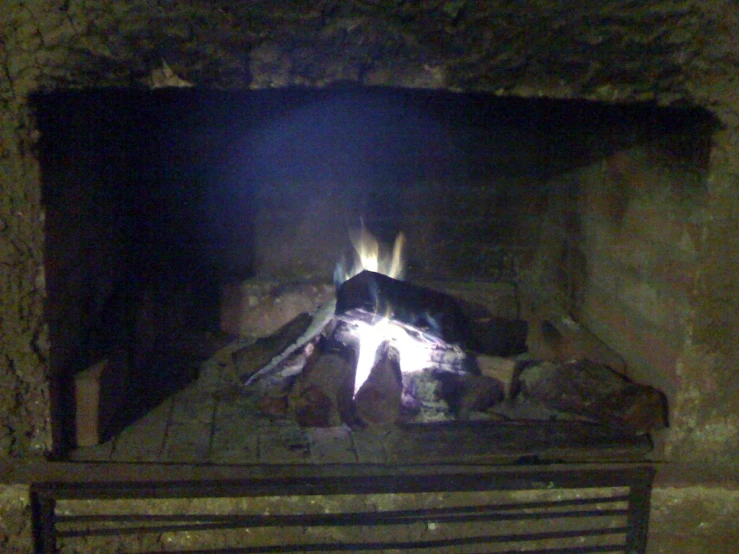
[3,4,739,553]
[32,86,713,462]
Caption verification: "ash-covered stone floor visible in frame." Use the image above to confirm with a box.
[70,282,520,466]
[70,339,392,465]
[68,280,652,465]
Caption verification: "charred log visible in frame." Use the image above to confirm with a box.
[336,270,527,355]
[336,270,471,346]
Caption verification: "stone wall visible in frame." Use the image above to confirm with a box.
[1,0,737,461]
[527,138,714,459]
[577,147,707,406]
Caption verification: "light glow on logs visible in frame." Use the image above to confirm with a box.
[352,318,430,396]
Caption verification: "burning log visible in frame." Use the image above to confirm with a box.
[287,322,357,427]
[336,270,471,346]
[354,341,403,428]
[336,270,528,355]
[514,359,668,434]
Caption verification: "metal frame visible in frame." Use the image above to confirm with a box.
[30,464,654,553]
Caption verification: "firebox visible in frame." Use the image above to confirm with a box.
[33,86,715,462]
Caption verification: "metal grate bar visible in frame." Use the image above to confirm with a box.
[32,465,654,554]
[133,529,629,553]
[58,510,630,538]
[144,548,625,554]
[59,492,632,522]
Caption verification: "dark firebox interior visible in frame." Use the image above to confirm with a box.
[33,87,712,457]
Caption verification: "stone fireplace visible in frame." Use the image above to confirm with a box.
[33,85,709,459]
[2,2,739,552]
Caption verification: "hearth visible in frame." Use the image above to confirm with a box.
[33,86,712,461]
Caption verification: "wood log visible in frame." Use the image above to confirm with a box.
[231,312,313,382]
[74,347,128,447]
[354,341,403,428]
[515,359,668,434]
[434,373,505,420]
[336,270,527,355]
[476,355,520,398]
[336,270,471,346]
[288,322,357,427]
[526,312,626,373]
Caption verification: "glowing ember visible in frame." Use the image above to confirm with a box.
[334,221,406,285]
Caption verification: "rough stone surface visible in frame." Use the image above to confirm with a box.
[221,281,334,338]
[0,484,33,553]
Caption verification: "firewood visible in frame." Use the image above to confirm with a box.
[354,341,403,428]
[231,312,313,382]
[288,322,357,427]
[434,372,505,420]
[336,270,472,346]
[337,270,528,356]
[475,355,521,398]
[526,312,626,373]
[515,359,667,433]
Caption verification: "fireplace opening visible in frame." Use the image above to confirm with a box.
[33,86,716,462]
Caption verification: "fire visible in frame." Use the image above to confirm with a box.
[352,319,430,396]
[333,221,406,285]
[334,222,429,397]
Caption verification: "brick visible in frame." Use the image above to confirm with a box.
[258,422,311,463]
[307,427,357,463]
[608,239,698,295]
[220,281,334,338]
[160,422,212,463]
[109,398,172,462]
[621,202,702,255]
[169,387,216,425]
[586,250,622,296]
[74,351,128,447]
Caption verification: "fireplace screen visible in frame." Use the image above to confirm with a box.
[34,86,711,463]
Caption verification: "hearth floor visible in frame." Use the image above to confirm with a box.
[68,281,653,465]
[69,360,389,466]
[68,282,503,466]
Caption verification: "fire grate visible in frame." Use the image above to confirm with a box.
[31,464,654,553]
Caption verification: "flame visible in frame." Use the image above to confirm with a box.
[335,221,417,397]
[334,221,406,285]
[352,319,430,396]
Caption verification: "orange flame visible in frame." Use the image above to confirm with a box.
[334,221,406,285]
